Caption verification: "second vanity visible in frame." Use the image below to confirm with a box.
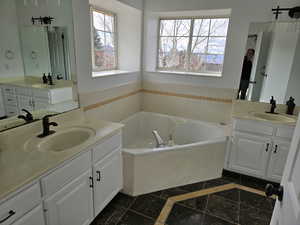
[225,112,296,182]
[0,109,123,225]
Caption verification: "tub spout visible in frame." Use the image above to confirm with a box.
[152,130,165,148]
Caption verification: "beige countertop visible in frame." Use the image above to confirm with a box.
[232,111,298,126]
[0,76,74,90]
[0,109,123,201]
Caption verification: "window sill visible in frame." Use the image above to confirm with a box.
[154,70,222,78]
[92,70,138,78]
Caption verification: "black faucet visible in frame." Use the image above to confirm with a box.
[286,97,296,115]
[38,115,58,138]
[18,109,34,122]
[267,96,278,114]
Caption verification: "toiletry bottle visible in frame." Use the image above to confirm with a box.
[167,134,175,146]
[286,97,296,115]
[47,73,54,85]
[42,73,48,84]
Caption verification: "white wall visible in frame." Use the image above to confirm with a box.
[72,0,142,94]
[0,0,24,78]
[143,0,276,89]
[117,0,144,10]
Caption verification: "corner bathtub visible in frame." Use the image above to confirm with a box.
[121,112,228,196]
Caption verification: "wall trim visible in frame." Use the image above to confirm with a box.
[83,88,233,111]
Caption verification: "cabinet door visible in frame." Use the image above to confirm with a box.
[229,133,271,177]
[267,140,290,181]
[44,170,93,225]
[17,96,34,112]
[12,205,45,225]
[93,149,123,216]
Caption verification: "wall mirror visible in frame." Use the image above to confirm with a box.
[237,21,300,106]
[0,0,78,132]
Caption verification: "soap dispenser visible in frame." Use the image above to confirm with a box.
[286,97,296,115]
[42,73,48,84]
[47,73,54,85]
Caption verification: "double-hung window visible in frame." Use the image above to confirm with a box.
[91,8,117,72]
[158,17,229,76]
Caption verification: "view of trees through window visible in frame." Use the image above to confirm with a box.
[158,18,229,75]
[92,9,116,71]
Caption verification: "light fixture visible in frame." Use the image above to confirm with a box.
[272,5,300,20]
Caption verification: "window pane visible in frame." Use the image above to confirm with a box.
[160,20,175,36]
[191,37,208,54]
[105,32,115,49]
[204,54,224,73]
[210,19,229,36]
[208,37,226,54]
[174,19,191,36]
[159,37,189,71]
[189,54,206,72]
[105,14,114,32]
[93,11,104,30]
[193,19,210,36]
[94,30,105,50]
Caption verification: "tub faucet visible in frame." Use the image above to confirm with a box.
[152,130,165,148]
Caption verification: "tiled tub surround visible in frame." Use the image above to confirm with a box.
[121,112,229,196]
[142,81,236,124]
[80,81,142,122]
[91,170,277,225]
[0,109,123,201]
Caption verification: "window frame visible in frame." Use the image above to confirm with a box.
[156,16,229,76]
[90,7,118,72]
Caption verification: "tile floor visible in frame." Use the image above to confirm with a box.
[91,170,278,225]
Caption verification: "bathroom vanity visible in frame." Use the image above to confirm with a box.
[225,116,295,182]
[0,110,123,225]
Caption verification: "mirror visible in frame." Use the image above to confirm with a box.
[237,22,300,106]
[0,0,78,131]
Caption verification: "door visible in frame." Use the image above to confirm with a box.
[229,133,271,177]
[267,140,290,181]
[12,205,45,225]
[270,116,300,225]
[44,170,93,225]
[93,150,123,216]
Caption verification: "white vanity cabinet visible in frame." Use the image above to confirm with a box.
[11,205,45,225]
[226,118,294,182]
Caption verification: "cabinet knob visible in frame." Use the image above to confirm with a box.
[266,143,270,152]
[265,184,284,201]
[273,145,278,154]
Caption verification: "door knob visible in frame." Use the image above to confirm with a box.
[265,184,284,201]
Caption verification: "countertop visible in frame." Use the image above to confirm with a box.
[0,76,74,90]
[0,110,123,201]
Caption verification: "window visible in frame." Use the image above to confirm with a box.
[158,18,229,76]
[91,8,117,71]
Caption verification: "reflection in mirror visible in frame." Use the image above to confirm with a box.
[0,0,79,132]
[237,22,300,107]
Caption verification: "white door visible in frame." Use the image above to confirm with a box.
[93,150,123,216]
[12,205,45,225]
[270,116,300,225]
[267,140,290,182]
[229,133,271,177]
[44,170,94,225]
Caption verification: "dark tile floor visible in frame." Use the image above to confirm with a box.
[91,170,277,225]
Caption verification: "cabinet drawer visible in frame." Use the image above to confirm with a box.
[275,127,295,139]
[41,151,91,197]
[93,132,122,163]
[0,183,41,225]
[5,105,18,117]
[3,94,17,106]
[12,205,45,225]
[233,119,274,136]
[2,86,15,95]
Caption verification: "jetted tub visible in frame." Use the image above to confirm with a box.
[121,112,228,196]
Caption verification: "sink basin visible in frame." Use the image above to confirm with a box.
[252,112,296,123]
[39,127,95,152]
[25,127,95,152]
